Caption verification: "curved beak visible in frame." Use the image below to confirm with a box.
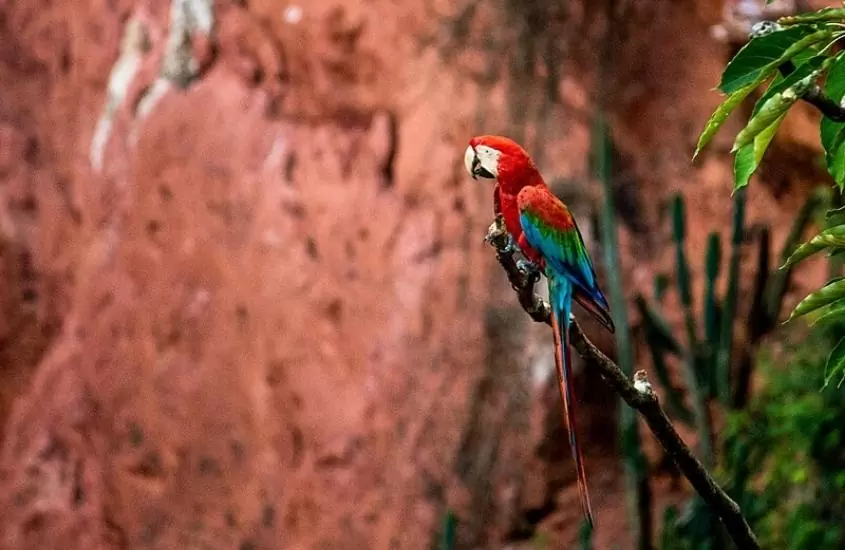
[464,146,479,180]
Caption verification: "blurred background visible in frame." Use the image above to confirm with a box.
[1,0,845,548]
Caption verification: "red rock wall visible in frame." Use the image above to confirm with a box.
[0,0,837,549]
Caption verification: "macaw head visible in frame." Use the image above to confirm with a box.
[464,135,540,193]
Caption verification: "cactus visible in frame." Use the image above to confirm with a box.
[732,189,826,407]
[645,194,720,468]
[593,111,652,550]
[439,509,457,550]
[638,188,822,420]
[578,521,593,550]
[639,188,822,550]
[635,188,823,550]
[636,294,693,425]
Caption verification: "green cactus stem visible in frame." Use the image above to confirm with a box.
[594,111,652,550]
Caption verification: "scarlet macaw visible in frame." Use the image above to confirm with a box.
[465,135,615,526]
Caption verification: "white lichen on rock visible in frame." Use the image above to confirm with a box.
[129,78,171,145]
[90,0,217,171]
[89,16,150,172]
[161,0,215,87]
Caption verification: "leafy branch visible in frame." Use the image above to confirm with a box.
[695,8,845,388]
[483,215,760,550]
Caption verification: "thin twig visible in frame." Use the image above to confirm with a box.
[484,215,760,550]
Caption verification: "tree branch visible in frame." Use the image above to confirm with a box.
[780,58,845,122]
[484,215,760,550]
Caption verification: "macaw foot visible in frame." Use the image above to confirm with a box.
[516,259,541,283]
[502,234,519,254]
[487,230,517,254]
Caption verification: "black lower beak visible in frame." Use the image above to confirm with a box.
[474,166,495,179]
[471,156,494,180]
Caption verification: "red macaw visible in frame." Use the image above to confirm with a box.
[465,135,616,526]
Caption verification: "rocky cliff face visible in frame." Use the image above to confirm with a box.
[0,0,833,549]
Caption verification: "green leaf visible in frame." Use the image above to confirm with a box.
[733,62,827,152]
[734,143,757,192]
[822,122,845,191]
[820,52,845,190]
[811,300,845,327]
[785,277,845,322]
[694,83,758,160]
[733,115,786,190]
[782,224,845,267]
[824,51,845,100]
[732,56,828,189]
[827,205,845,226]
[823,336,845,389]
[719,27,832,94]
[778,8,845,26]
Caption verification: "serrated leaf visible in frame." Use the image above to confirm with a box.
[719,27,832,94]
[823,336,845,390]
[694,83,758,160]
[785,277,845,322]
[782,224,845,267]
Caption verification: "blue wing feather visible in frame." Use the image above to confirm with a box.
[519,209,609,311]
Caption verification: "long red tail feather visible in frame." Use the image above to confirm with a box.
[551,310,594,527]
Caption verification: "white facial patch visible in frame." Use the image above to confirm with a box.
[464,144,501,179]
[475,145,501,178]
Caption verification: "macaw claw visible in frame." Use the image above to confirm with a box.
[516,259,541,282]
[502,234,519,254]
